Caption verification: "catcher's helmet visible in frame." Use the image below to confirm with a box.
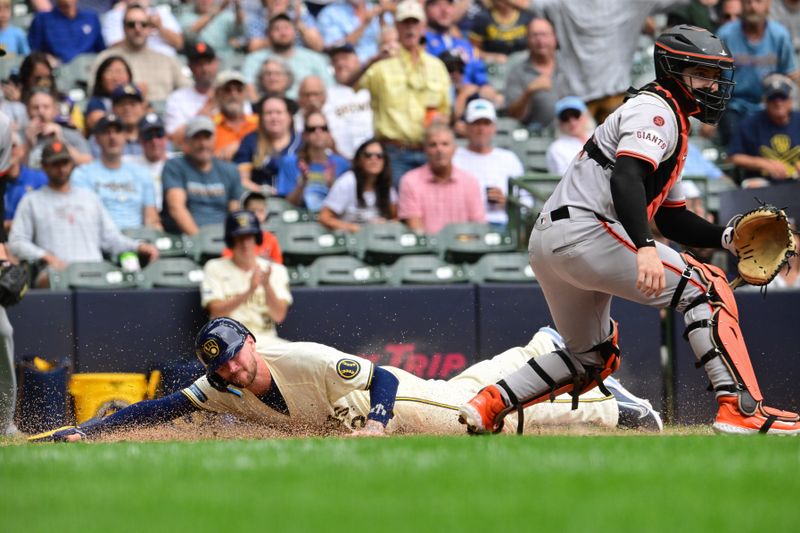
[194,317,256,374]
[224,210,264,248]
[654,24,735,125]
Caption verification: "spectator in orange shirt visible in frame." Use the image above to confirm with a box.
[212,70,258,161]
[221,190,283,263]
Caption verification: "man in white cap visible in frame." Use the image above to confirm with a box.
[545,95,592,176]
[161,116,243,235]
[452,98,525,231]
[354,0,452,186]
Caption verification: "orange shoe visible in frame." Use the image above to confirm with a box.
[458,385,509,434]
[713,396,800,435]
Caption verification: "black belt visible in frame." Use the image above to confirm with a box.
[549,205,613,224]
[583,137,615,170]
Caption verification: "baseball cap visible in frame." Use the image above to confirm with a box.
[465,98,497,123]
[139,113,165,135]
[763,75,793,100]
[185,115,216,138]
[41,140,73,165]
[111,83,143,104]
[0,45,6,57]
[554,96,587,117]
[185,41,216,62]
[94,113,124,134]
[395,0,426,22]
[215,70,246,89]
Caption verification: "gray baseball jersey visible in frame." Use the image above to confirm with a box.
[545,93,688,222]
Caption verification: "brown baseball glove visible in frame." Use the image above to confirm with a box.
[729,204,797,289]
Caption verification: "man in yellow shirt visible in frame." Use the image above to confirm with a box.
[356,0,452,186]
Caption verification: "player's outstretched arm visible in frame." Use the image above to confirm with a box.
[654,206,724,249]
[28,391,200,442]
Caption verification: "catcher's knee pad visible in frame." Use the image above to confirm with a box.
[498,321,621,415]
[674,253,764,415]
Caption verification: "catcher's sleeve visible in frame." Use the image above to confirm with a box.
[654,206,724,248]
[609,155,656,248]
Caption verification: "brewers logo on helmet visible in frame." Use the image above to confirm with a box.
[224,210,263,248]
[194,317,256,374]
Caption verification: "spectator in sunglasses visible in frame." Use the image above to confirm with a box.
[545,96,593,176]
[320,138,397,232]
[90,4,190,102]
[276,111,350,211]
[27,0,106,64]
[101,0,184,57]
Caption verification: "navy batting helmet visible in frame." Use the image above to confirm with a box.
[194,317,256,374]
[224,210,264,248]
[654,25,735,125]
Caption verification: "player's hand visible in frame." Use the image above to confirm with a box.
[636,246,665,298]
[762,159,789,180]
[350,419,387,437]
[137,243,159,261]
[527,75,552,94]
[250,267,266,292]
[260,263,272,285]
[28,425,86,443]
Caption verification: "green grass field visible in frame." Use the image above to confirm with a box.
[2,434,798,533]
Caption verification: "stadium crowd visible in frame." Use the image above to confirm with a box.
[1,0,799,291]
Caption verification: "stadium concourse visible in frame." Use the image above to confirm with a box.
[1,2,799,438]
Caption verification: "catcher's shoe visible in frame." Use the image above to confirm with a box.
[713,396,800,435]
[458,385,508,434]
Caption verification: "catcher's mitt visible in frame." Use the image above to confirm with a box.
[730,204,797,289]
[0,262,29,307]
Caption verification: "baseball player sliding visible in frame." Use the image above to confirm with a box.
[29,317,660,442]
[459,25,800,436]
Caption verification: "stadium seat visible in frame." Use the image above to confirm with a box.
[305,256,387,287]
[434,223,516,264]
[48,261,141,290]
[191,224,226,264]
[274,222,348,266]
[469,252,535,283]
[266,197,313,226]
[54,53,96,97]
[348,222,432,265]
[286,265,311,286]
[123,228,193,258]
[386,255,469,286]
[140,258,204,289]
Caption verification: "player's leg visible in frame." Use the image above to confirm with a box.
[595,219,800,434]
[0,307,16,434]
[460,215,623,433]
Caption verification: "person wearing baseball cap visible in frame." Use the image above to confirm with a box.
[200,209,293,344]
[103,83,148,157]
[546,95,591,176]
[165,41,220,147]
[453,99,525,231]
[211,70,258,160]
[8,139,159,288]
[161,115,244,235]
[355,0,452,186]
[728,74,800,187]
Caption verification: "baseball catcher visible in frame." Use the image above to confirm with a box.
[459,25,800,436]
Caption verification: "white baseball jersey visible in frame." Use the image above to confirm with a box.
[180,333,617,434]
[201,257,293,341]
[545,92,688,222]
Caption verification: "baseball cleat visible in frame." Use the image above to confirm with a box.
[713,396,800,435]
[604,376,663,432]
[458,385,508,434]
